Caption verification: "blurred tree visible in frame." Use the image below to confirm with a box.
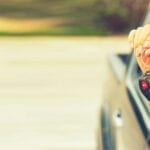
[122,0,149,28]
[94,0,149,33]
[0,0,148,35]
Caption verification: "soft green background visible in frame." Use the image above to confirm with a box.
[0,0,149,35]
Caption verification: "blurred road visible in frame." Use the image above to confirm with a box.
[0,36,129,150]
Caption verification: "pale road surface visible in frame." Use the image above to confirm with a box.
[0,36,129,150]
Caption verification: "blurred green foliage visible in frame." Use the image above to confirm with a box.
[0,27,106,36]
[0,0,149,35]
[94,0,149,33]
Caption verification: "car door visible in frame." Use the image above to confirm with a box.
[126,53,150,149]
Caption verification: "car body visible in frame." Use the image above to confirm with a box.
[99,3,150,150]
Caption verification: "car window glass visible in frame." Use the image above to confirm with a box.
[133,61,150,112]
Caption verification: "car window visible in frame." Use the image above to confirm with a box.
[134,62,150,112]
[128,54,150,113]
